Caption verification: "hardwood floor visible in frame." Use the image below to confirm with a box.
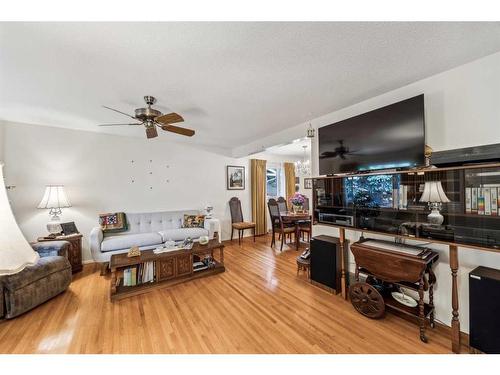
[0,235,461,354]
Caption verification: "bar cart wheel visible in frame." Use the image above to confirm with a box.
[349,282,385,319]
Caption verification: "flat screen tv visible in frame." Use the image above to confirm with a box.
[318,94,425,174]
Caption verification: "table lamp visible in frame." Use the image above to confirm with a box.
[37,185,71,235]
[419,181,450,225]
[0,163,39,275]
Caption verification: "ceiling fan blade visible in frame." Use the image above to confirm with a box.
[160,124,195,137]
[102,105,137,120]
[145,126,158,139]
[98,123,143,126]
[155,112,184,125]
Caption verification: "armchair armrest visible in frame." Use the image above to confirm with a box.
[32,241,69,258]
[90,226,104,262]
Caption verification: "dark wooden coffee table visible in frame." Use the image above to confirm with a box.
[109,238,224,301]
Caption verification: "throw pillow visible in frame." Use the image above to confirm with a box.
[183,214,205,228]
[99,212,128,233]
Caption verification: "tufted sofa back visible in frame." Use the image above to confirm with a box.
[110,210,200,235]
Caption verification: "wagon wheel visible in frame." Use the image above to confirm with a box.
[349,282,385,319]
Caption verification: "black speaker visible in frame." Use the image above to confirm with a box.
[310,235,345,293]
[469,266,500,353]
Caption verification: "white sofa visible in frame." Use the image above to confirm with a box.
[90,210,218,264]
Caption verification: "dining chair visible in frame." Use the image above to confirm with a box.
[277,196,288,213]
[298,196,312,242]
[267,198,296,251]
[229,197,256,245]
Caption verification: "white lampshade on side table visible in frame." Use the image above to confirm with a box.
[419,181,450,225]
[37,185,72,234]
[0,163,39,276]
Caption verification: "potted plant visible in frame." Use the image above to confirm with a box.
[289,193,307,213]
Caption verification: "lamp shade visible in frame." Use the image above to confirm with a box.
[37,185,71,209]
[0,163,39,276]
[419,181,451,203]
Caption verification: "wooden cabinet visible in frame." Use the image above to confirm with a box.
[312,163,500,250]
[157,258,176,281]
[37,234,83,273]
[176,254,193,276]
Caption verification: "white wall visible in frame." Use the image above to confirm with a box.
[0,123,4,161]
[1,120,309,264]
[234,51,500,334]
[1,121,251,262]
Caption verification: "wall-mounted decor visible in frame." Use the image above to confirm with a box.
[304,178,312,189]
[227,165,245,190]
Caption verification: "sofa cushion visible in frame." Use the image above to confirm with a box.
[101,232,163,252]
[3,256,71,292]
[159,228,209,242]
[125,210,199,234]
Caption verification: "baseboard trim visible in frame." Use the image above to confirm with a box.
[311,280,338,294]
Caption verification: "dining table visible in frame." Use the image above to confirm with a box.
[279,211,313,250]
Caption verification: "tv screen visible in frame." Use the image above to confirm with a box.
[318,94,425,174]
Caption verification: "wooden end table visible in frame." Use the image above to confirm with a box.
[37,233,83,273]
[109,238,225,301]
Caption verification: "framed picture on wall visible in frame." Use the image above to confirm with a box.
[304,178,312,189]
[226,165,245,190]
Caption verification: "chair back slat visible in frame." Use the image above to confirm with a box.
[229,197,244,223]
[277,196,288,213]
[267,198,282,228]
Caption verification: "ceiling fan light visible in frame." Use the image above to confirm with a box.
[100,96,194,139]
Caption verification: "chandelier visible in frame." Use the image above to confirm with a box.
[295,145,311,177]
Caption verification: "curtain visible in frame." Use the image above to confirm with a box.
[284,162,296,203]
[251,159,267,236]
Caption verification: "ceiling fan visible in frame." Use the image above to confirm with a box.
[98,96,195,139]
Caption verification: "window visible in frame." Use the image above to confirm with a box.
[266,167,285,199]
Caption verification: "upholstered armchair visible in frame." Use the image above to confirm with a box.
[0,241,72,319]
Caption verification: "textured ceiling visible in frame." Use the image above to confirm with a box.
[1,22,500,153]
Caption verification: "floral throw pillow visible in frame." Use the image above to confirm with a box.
[183,214,206,228]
